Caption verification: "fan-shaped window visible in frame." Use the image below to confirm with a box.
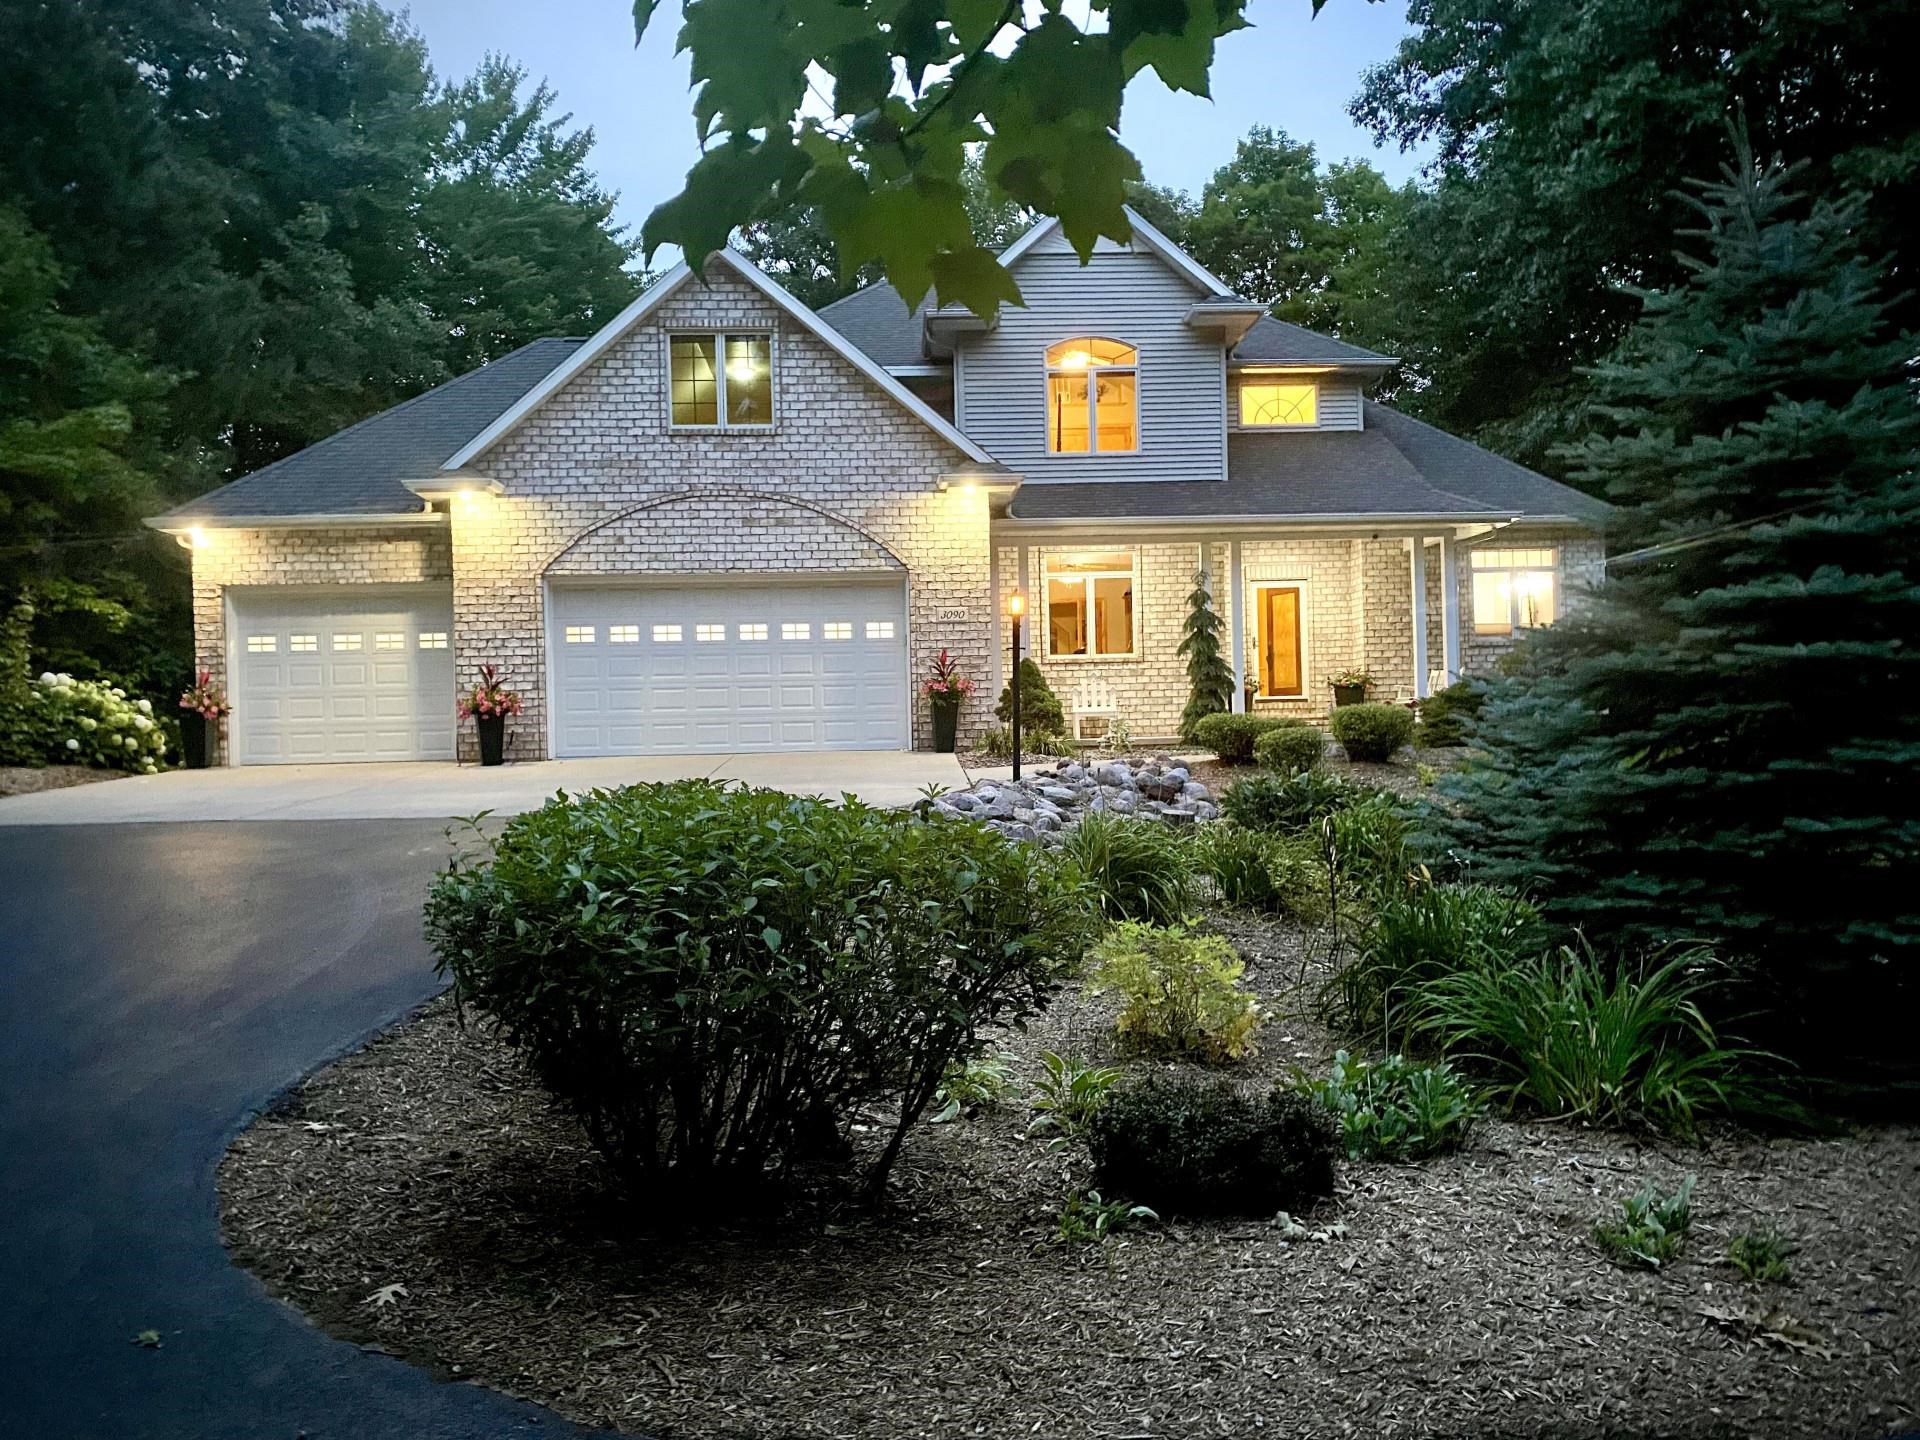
[1047,338,1137,453]
[1240,378,1319,427]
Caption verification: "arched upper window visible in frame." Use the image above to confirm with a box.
[1046,338,1137,454]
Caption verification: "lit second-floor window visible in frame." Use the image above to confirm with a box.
[670,333,773,427]
[1470,548,1558,635]
[1240,378,1318,427]
[1045,551,1136,657]
[1047,338,1136,453]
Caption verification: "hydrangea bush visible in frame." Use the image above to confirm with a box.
[29,672,172,773]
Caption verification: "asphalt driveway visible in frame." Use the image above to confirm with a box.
[0,821,620,1439]
[0,750,968,825]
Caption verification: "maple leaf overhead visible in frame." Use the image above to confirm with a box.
[633,0,1273,317]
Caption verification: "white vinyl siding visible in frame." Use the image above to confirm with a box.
[957,249,1224,481]
[1228,372,1365,431]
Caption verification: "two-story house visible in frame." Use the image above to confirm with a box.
[149,210,1605,763]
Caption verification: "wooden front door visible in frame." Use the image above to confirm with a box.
[1259,586,1304,698]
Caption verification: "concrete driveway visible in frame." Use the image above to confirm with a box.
[0,820,614,1439]
[0,749,969,824]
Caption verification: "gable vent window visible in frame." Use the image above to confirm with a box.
[670,333,773,428]
[1046,338,1136,453]
[1471,548,1559,635]
[1240,379,1319,427]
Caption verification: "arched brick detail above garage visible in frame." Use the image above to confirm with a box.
[543,489,907,579]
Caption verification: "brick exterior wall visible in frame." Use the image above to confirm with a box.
[452,265,994,759]
[1457,530,1607,677]
[186,524,453,759]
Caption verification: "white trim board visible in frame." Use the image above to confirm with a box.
[994,205,1236,298]
[444,250,997,471]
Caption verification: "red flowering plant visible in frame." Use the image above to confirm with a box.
[179,670,231,721]
[457,665,525,720]
[921,649,975,710]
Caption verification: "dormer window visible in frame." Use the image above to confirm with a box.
[669,333,773,428]
[1047,338,1136,453]
[1240,378,1319,428]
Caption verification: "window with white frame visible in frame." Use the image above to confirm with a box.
[1470,548,1559,635]
[669,333,773,427]
[865,620,894,639]
[823,621,852,640]
[289,634,318,653]
[606,626,639,644]
[738,623,768,641]
[781,622,809,641]
[1045,551,1136,657]
[564,626,594,644]
[695,623,725,642]
[246,635,277,653]
[375,632,405,651]
[1239,377,1319,427]
[418,631,449,649]
[332,633,362,651]
[651,624,682,643]
[1046,338,1136,453]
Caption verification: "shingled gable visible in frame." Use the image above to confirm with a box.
[442,248,1001,473]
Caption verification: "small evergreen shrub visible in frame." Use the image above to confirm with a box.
[1177,568,1236,743]
[1220,769,1371,834]
[994,657,1066,734]
[1191,711,1296,764]
[1335,882,1539,1044]
[1594,1175,1696,1269]
[1252,722,1326,774]
[1329,702,1415,762]
[1297,1050,1480,1161]
[1057,812,1198,925]
[1416,940,1759,1137]
[1415,681,1485,748]
[1089,921,1264,1062]
[1088,1073,1340,1216]
[1191,825,1326,920]
[425,781,1097,1204]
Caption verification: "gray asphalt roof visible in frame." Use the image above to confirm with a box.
[154,338,584,521]
[1006,400,1608,524]
[817,284,934,369]
[1233,314,1394,365]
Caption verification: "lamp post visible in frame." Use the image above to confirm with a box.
[1008,589,1026,782]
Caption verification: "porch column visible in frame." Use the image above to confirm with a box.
[1228,538,1247,709]
[1409,536,1430,700]
[1438,534,1462,686]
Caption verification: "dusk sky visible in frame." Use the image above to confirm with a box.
[396,0,1434,262]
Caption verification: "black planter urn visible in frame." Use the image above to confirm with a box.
[931,701,959,754]
[1332,683,1367,708]
[181,712,211,769]
[475,713,506,767]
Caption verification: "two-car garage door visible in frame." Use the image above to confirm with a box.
[549,579,909,756]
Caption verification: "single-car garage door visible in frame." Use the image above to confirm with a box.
[550,579,909,755]
[228,587,458,764]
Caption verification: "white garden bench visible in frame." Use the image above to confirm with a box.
[1071,678,1121,742]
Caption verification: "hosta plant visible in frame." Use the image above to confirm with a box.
[1297,1050,1480,1161]
[1595,1175,1696,1269]
[1027,1051,1125,1145]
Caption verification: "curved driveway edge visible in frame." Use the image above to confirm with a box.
[0,820,625,1439]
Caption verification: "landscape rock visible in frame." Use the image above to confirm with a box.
[923,756,1219,843]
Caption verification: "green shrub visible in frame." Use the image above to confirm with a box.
[1089,921,1264,1062]
[974,724,1077,758]
[1253,722,1326,775]
[1297,1050,1480,1161]
[1219,769,1369,834]
[1594,1175,1696,1269]
[1334,882,1539,1044]
[1191,711,1296,764]
[1087,1073,1340,1216]
[1191,824,1326,920]
[1415,681,1485,749]
[24,670,172,773]
[1027,1050,1126,1143]
[1416,941,1761,1137]
[1057,812,1198,925]
[1329,702,1415,763]
[425,780,1097,1204]
[994,657,1066,734]
[1728,1224,1794,1284]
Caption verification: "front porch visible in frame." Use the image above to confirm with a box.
[989,527,1578,742]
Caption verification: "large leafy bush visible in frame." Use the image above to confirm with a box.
[24,671,170,772]
[1415,681,1485,749]
[425,781,1096,1203]
[1329,702,1415,763]
[1056,812,1198,925]
[1089,921,1263,1062]
[1087,1073,1339,1216]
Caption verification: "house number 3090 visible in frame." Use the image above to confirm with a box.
[929,607,968,624]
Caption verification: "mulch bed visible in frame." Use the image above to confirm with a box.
[0,764,124,798]
[221,910,1918,1440]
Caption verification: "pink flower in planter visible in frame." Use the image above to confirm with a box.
[457,664,524,721]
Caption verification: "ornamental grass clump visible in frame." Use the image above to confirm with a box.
[425,780,1097,1206]
[1056,811,1199,925]
[1089,921,1264,1063]
[1191,824,1326,921]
